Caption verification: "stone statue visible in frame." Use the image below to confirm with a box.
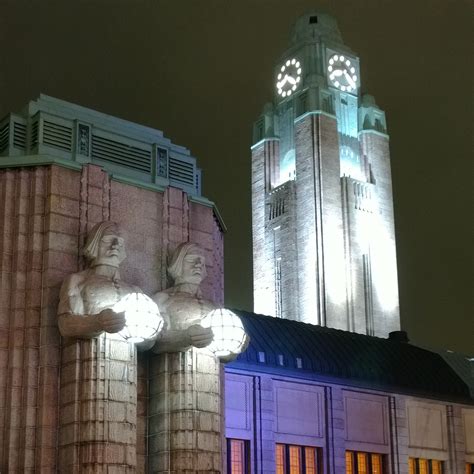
[58,221,137,338]
[152,242,214,353]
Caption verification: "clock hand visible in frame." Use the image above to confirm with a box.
[343,70,356,88]
[332,69,343,77]
[279,74,289,88]
[287,75,296,85]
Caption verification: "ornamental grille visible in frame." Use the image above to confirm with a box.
[0,123,9,153]
[169,157,195,187]
[13,122,26,150]
[30,120,39,149]
[43,120,73,152]
[269,197,285,220]
[91,134,152,173]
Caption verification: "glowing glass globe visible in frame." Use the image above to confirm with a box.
[113,292,163,344]
[201,309,249,358]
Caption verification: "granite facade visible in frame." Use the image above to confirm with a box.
[0,164,224,473]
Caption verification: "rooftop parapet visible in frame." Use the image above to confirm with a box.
[0,94,202,197]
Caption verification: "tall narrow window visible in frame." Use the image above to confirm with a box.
[227,439,249,474]
[288,445,301,474]
[363,253,374,336]
[275,257,282,318]
[357,452,368,474]
[276,444,286,474]
[370,454,382,474]
[346,451,354,474]
[273,226,282,318]
[304,447,317,474]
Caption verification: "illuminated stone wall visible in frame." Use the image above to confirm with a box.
[225,368,474,474]
[0,163,224,473]
[251,139,278,317]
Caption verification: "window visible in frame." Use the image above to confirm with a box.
[227,439,249,474]
[467,463,474,474]
[346,451,383,474]
[408,458,443,474]
[276,444,321,474]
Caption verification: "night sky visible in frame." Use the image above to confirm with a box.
[0,1,471,355]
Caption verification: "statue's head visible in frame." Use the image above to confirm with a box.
[168,242,207,286]
[83,221,126,268]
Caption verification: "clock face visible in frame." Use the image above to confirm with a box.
[276,58,302,98]
[327,54,358,93]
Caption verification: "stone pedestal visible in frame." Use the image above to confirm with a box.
[148,349,222,473]
[59,334,138,473]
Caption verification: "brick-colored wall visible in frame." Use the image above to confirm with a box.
[0,164,224,473]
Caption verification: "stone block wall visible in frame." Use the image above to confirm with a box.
[294,112,347,329]
[252,140,279,317]
[360,131,400,336]
[0,163,224,473]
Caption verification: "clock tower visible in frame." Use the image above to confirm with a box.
[251,12,400,337]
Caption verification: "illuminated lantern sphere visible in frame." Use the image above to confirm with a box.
[113,292,163,344]
[201,308,249,359]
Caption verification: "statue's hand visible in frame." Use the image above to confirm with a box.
[98,308,126,333]
[187,324,213,348]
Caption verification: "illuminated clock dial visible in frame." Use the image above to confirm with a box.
[276,58,302,98]
[327,54,358,92]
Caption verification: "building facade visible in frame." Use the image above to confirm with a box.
[251,12,399,337]
[225,311,474,474]
[0,95,225,473]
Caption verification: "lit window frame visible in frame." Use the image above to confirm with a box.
[345,450,383,474]
[276,443,321,474]
[227,438,250,474]
[408,457,444,474]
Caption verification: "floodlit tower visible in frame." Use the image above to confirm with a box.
[251,12,400,337]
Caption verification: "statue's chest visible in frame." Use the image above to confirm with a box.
[164,294,214,330]
[81,277,129,315]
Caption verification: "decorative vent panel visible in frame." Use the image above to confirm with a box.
[30,121,39,149]
[43,120,73,151]
[156,147,168,177]
[13,122,26,149]
[91,134,151,173]
[0,123,9,153]
[169,157,195,186]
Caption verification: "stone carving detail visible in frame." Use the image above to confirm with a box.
[77,123,90,156]
[152,242,214,353]
[58,221,138,338]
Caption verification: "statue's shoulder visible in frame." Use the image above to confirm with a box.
[152,288,171,306]
[61,270,89,293]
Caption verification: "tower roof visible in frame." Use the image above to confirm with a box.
[290,12,343,45]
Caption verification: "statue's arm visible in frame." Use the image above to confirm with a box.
[58,274,124,338]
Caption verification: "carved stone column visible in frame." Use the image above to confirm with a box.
[148,348,222,473]
[60,335,138,473]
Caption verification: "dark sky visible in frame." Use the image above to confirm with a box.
[0,0,472,355]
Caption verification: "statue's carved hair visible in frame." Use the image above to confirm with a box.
[83,221,121,261]
[168,242,206,282]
